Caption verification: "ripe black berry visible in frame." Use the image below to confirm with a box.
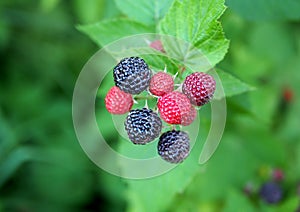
[125,108,162,144]
[157,130,190,163]
[259,182,283,204]
[113,57,151,94]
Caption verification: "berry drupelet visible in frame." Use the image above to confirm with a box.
[157,130,190,163]
[182,72,216,106]
[105,86,133,114]
[125,108,162,145]
[113,57,151,94]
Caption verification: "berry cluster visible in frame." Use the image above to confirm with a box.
[104,56,216,163]
[244,168,285,205]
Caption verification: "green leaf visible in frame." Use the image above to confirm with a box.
[78,19,155,46]
[0,115,17,161]
[102,0,122,20]
[30,146,93,205]
[276,197,299,212]
[163,131,268,212]
[73,0,105,24]
[223,189,256,212]
[159,0,229,69]
[142,54,179,74]
[0,147,37,187]
[114,0,174,25]
[120,114,206,212]
[97,171,127,205]
[178,133,260,203]
[247,23,294,67]
[248,86,280,124]
[226,0,300,21]
[232,116,287,166]
[290,142,300,180]
[40,0,60,12]
[124,147,202,212]
[214,69,254,99]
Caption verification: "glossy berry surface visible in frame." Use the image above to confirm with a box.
[157,91,192,125]
[181,105,197,126]
[105,86,133,114]
[149,72,174,96]
[259,182,283,204]
[182,72,216,106]
[157,130,190,163]
[125,108,162,144]
[113,57,151,94]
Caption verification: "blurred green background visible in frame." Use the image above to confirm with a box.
[0,0,300,211]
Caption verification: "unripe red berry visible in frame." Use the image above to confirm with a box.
[149,72,174,96]
[105,86,133,114]
[157,91,192,125]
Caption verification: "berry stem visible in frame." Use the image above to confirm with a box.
[173,72,178,79]
[134,95,156,100]
[163,65,167,73]
[144,99,149,109]
[178,65,186,78]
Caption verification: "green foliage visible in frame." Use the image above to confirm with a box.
[223,189,255,212]
[40,0,60,12]
[115,0,174,25]
[80,0,249,97]
[119,113,205,211]
[73,0,105,23]
[29,146,94,205]
[0,146,37,187]
[159,0,229,67]
[215,69,254,99]
[226,0,300,21]
[1,0,300,211]
[78,19,154,46]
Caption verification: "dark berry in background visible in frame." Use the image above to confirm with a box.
[157,130,190,163]
[113,57,151,94]
[259,182,282,204]
[125,108,162,145]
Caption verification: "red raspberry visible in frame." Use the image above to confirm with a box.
[181,105,197,126]
[157,91,192,125]
[149,72,174,96]
[272,169,284,182]
[105,86,133,114]
[149,40,165,53]
[182,72,216,106]
[283,87,293,102]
